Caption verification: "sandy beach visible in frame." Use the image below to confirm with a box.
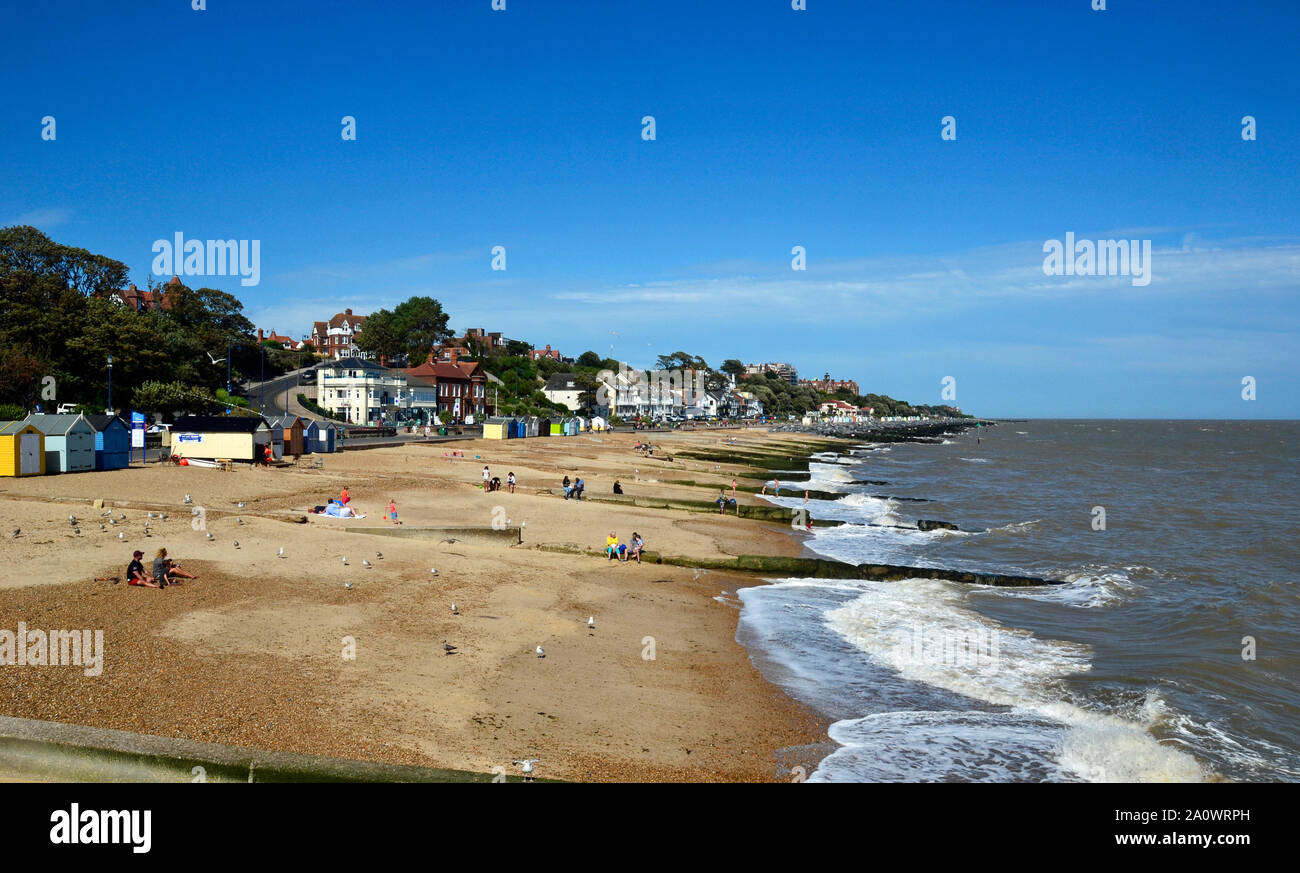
[0,428,840,781]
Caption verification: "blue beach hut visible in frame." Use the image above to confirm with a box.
[85,414,130,470]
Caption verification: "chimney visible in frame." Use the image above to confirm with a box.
[345,308,353,315]
[258,329,264,342]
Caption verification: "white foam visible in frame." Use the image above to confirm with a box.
[823,579,1205,782]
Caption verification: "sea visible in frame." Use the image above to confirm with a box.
[738,420,1300,782]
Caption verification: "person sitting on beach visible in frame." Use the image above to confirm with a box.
[612,480,623,495]
[127,550,159,588]
[562,475,573,499]
[605,532,622,562]
[572,477,585,501]
[490,476,502,492]
[628,532,644,563]
[507,472,516,494]
[153,548,196,587]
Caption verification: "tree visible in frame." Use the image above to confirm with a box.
[0,345,47,407]
[392,296,453,363]
[576,350,603,368]
[353,309,404,361]
[720,359,745,377]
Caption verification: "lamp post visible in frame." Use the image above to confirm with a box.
[106,355,114,414]
[259,343,265,412]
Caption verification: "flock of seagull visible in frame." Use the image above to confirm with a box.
[36,488,589,781]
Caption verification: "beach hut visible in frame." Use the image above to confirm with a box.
[507,418,524,439]
[537,417,553,437]
[525,416,540,438]
[574,415,588,433]
[305,420,338,453]
[589,415,608,432]
[0,421,45,477]
[170,415,270,462]
[564,418,578,436]
[273,415,305,456]
[483,417,509,440]
[265,417,285,460]
[547,418,564,436]
[85,414,130,471]
[25,413,95,474]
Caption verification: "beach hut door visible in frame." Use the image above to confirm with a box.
[19,433,40,475]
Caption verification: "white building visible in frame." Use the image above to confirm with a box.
[543,373,586,411]
[318,359,439,425]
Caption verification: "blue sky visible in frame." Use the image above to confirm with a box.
[3,0,1297,418]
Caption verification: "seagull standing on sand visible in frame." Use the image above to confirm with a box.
[451,603,458,615]
[233,541,240,549]
[442,640,458,655]
[342,556,348,565]
[588,616,595,629]
[512,759,539,782]
[535,646,546,659]
[278,547,285,558]
[118,532,126,541]
[184,494,192,504]
[375,552,383,560]
[362,559,372,568]
[237,501,246,508]
[430,568,438,576]
[237,517,244,525]
[205,532,214,540]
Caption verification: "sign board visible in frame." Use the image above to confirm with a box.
[177,433,203,443]
[130,412,146,449]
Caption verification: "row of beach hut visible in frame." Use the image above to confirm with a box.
[0,414,127,476]
[165,415,340,462]
[0,413,345,477]
[482,415,607,440]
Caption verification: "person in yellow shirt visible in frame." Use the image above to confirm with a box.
[606,532,622,562]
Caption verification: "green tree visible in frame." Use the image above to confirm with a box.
[392,296,453,363]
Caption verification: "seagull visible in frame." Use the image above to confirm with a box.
[430,568,438,575]
[237,501,246,508]
[362,559,372,568]
[233,541,239,549]
[73,527,80,535]
[442,640,458,655]
[341,556,348,565]
[118,513,127,520]
[205,532,214,540]
[99,524,106,531]
[588,616,595,628]
[100,510,112,518]
[11,529,19,538]
[278,547,285,558]
[237,517,244,525]
[110,519,117,526]
[205,351,225,365]
[147,512,156,519]
[512,758,539,781]
[451,603,458,615]
[184,494,192,504]
[118,532,126,540]
[344,582,354,590]
[375,552,382,559]
[68,515,78,525]
[160,513,168,520]
[535,645,546,658]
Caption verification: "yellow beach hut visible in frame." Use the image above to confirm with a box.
[0,421,46,477]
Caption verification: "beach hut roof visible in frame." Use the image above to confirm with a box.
[25,413,93,435]
[84,414,129,432]
[0,420,30,435]
[270,414,301,428]
[172,415,269,433]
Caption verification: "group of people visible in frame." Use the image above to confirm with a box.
[562,475,585,500]
[126,547,196,588]
[604,531,644,563]
[482,466,516,493]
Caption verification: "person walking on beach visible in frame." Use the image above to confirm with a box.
[482,465,491,492]
[387,498,400,525]
[340,487,351,507]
